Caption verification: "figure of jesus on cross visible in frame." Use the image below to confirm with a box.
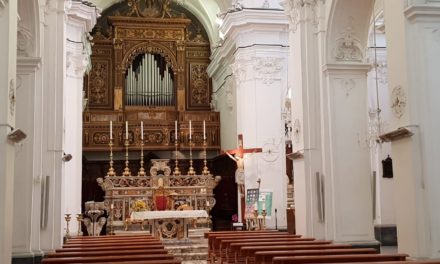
[224,134,262,197]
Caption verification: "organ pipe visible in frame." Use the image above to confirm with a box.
[125,53,174,107]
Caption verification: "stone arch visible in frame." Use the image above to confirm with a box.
[326,0,375,63]
[122,41,178,72]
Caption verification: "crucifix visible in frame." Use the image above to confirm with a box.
[224,134,262,223]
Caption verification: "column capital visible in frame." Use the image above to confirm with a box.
[280,0,319,33]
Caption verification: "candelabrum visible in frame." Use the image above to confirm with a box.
[107,138,115,176]
[261,209,267,230]
[187,138,195,176]
[202,139,210,175]
[138,140,146,176]
[123,139,131,176]
[76,213,83,236]
[108,208,115,235]
[173,140,181,175]
[64,214,72,238]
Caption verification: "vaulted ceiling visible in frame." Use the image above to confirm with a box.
[89,0,230,45]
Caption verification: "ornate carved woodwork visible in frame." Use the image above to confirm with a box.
[83,0,216,152]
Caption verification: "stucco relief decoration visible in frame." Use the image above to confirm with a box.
[127,0,175,18]
[9,79,15,117]
[262,0,270,8]
[391,85,407,119]
[253,57,283,84]
[335,20,364,61]
[231,62,246,87]
[224,79,234,113]
[17,23,33,56]
[341,78,356,97]
[190,63,209,106]
[89,61,109,105]
[280,0,318,33]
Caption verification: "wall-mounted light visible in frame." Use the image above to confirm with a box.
[7,128,27,143]
[62,153,73,162]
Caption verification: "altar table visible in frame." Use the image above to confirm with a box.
[130,210,208,239]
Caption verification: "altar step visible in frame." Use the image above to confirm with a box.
[164,239,208,263]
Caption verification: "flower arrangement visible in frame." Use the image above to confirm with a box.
[232,213,238,223]
[132,200,147,212]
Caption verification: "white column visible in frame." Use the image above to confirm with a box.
[384,0,440,258]
[38,0,68,251]
[12,1,44,260]
[0,1,17,263]
[65,0,98,236]
[209,9,289,229]
[281,0,326,238]
[321,63,375,243]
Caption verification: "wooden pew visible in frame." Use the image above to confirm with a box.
[229,240,333,264]
[67,235,154,240]
[216,235,306,262]
[64,238,160,246]
[46,248,169,258]
[239,244,354,264]
[41,254,175,263]
[91,260,182,264]
[322,262,440,264]
[271,253,408,264]
[56,244,165,253]
[218,237,315,264]
[204,230,283,239]
[253,248,378,264]
[65,237,158,244]
[62,240,162,248]
[208,232,289,263]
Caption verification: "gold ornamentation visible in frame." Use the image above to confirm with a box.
[190,63,209,106]
[89,61,109,105]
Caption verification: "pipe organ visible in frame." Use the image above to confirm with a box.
[125,53,175,107]
[83,0,220,152]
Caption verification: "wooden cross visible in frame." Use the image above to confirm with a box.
[224,134,263,157]
[224,134,262,223]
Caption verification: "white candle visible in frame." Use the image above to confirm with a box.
[125,121,128,140]
[175,120,178,140]
[111,204,114,209]
[206,201,210,206]
[254,202,258,211]
[141,121,144,140]
[262,203,266,211]
[203,120,206,140]
[189,120,192,140]
[110,121,113,139]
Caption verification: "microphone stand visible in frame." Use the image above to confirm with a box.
[275,208,278,230]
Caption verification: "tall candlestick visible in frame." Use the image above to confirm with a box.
[203,120,206,140]
[141,121,143,140]
[125,121,128,140]
[175,120,178,140]
[110,121,113,139]
[189,120,192,140]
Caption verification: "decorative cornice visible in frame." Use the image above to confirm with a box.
[404,4,440,21]
[280,0,318,33]
[322,63,371,74]
[17,57,41,74]
[67,0,100,33]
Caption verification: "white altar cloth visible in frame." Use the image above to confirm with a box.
[130,210,208,239]
[131,210,208,220]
